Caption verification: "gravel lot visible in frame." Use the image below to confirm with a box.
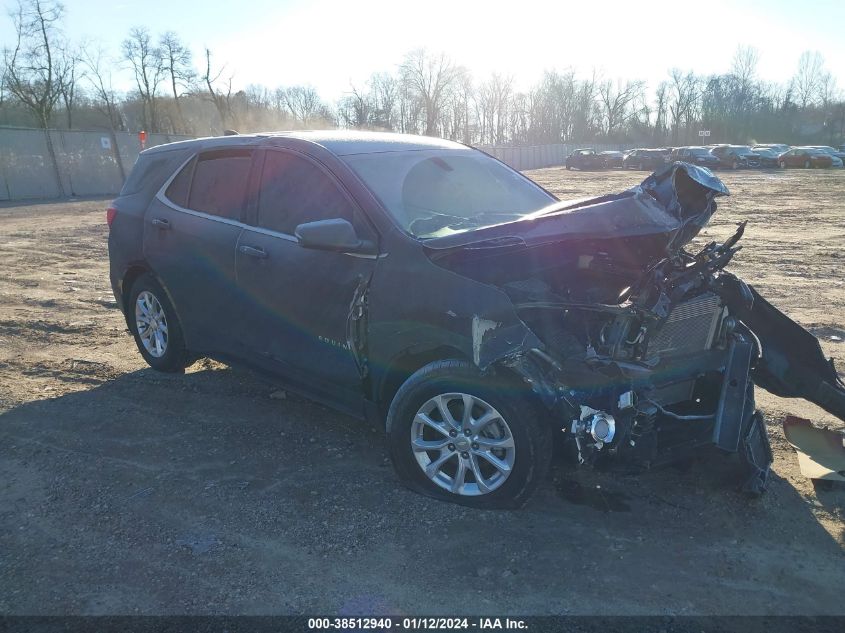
[0,167,843,615]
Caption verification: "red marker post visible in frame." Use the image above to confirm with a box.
[138,130,147,150]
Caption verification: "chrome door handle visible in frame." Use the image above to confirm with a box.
[151,218,171,229]
[239,244,268,259]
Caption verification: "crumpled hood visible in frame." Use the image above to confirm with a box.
[424,163,729,255]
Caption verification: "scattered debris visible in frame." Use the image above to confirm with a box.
[783,416,845,482]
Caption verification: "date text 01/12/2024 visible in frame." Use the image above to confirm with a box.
[307,617,528,630]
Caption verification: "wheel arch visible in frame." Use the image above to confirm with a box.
[120,264,186,340]
[374,344,546,428]
[375,345,470,421]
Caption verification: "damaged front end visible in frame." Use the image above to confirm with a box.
[426,163,845,494]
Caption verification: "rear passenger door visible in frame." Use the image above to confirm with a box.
[235,148,377,414]
[144,148,256,354]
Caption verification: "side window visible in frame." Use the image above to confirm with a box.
[257,150,355,235]
[186,149,253,220]
[164,156,195,207]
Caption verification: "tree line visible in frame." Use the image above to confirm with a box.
[3,0,844,147]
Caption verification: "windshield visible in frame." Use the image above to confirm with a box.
[342,149,556,239]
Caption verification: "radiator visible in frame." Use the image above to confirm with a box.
[646,293,723,358]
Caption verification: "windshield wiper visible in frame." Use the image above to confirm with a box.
[412,211,522,238]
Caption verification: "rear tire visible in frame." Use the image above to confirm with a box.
[127,273,190,373]
[386,360,552,509]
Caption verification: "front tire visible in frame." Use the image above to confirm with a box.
[127,273,190,372]
[387,360,552,509]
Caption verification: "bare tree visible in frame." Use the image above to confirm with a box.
[793,51,825,109]
[597,78,644,138]
[476,73,513,144]
[668,69,699,143]
[731,46,759,88]
[79,42,126,178]
[282,85,323,126]
[400,49,461,136]
[56,42,80,128]
[653,81,669,143]
[338,81,372,128]
[371,72,398,130]
[4,0,64,127]
[122,27,164,131]
[80,42,122,130]
[203,47,233,130]
[159,31,194,132]
[3,0,66,194]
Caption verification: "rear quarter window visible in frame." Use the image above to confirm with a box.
[120,150,190,198]
[164,156,196,208]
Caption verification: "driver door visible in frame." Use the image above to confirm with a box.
[235,148,378,414]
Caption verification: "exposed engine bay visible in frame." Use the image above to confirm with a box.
[425,163,845,494]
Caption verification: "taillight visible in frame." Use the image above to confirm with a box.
[107,206,117,228]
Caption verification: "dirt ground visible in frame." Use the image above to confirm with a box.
[0,167,843,616]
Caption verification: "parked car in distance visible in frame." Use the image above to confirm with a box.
[807,146,845,167]
[753,143,790,155]
[598,150,625,169]
[622,148,670,170]
[749,147,780,168]
[710,145,760,169]
[777,147,834,168]
[565,148,606,170]
[670,146,721,168]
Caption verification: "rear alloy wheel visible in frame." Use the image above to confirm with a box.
[731,159,739,170]
[136,290,169,358]
[128,274,190,372]
[804,160,811,169]
[387,360,552,509]
[779,161,786,169]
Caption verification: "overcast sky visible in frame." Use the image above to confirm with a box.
[2,0,844,101]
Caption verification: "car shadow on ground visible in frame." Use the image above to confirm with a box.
[1,365,843,615]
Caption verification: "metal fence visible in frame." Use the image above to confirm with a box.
[0,128,637,202]
[0,127,191,201]
[478,143,636,171]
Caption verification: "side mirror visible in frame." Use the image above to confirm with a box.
[294,218,376,254]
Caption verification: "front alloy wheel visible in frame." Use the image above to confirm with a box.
[411,393,515,496]
[387,360,552,509]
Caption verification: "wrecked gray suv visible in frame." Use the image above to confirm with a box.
[108,131,845,509]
